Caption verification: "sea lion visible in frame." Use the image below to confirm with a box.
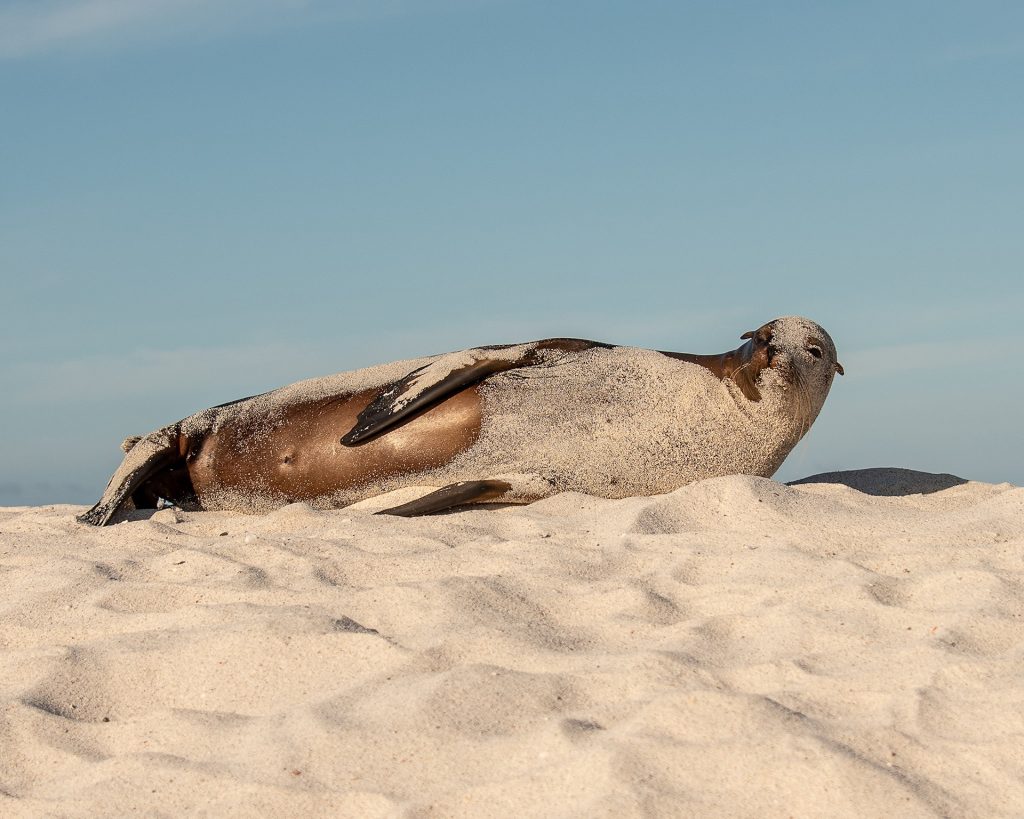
[78,315,843,525]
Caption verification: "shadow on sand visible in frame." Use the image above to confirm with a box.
[787,467,969,497]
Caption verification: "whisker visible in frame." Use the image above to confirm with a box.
[729,359,754,395]
[794,368,812,440]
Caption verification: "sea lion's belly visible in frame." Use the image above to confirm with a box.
[187,388,482,509]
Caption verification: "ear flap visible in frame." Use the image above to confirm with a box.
[741,324,773,344]
[835,362,845,376]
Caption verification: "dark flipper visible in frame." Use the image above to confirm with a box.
[77,426,182,526]
[342,338,611,446]
[376,480,513,517]
[342,358,524,445]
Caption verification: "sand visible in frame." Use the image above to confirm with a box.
[1,468,1022,817]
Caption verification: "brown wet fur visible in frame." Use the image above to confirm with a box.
[186,387,483,505]
[660,323,774,402]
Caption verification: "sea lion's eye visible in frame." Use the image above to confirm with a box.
[807,346,822,359]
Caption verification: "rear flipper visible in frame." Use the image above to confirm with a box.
[77,426,182,526]
[376,473,554,517]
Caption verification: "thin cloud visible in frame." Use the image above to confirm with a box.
[0,0,206,57]
[0,0,466,59]
[7,341,341,403]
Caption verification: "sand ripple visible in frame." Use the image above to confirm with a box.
[1,469,1022,817]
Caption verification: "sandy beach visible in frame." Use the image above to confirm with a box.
[1,468,1021,817]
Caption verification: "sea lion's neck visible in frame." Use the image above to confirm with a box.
[659,340,768,402]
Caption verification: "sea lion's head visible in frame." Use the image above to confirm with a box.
[739,316,843,436]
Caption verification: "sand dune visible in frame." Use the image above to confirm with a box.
[1,469,1022,817]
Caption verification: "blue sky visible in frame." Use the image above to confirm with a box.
[2,0,1022,506]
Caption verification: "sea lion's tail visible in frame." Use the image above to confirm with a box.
[76,502,116,526]
[77,425,181,526]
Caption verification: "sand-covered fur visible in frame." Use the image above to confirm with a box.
[80,317,842,523]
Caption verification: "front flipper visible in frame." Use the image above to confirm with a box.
[376,480,514,516]
[342,338,609,446]
[77,426,182,526]
[376,472,556,517]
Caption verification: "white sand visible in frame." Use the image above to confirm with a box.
[2,468,1022,817]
